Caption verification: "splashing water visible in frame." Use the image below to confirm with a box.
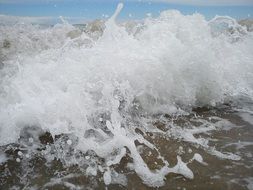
[0,3,253,189]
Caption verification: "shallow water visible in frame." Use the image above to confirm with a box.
[0,3,253,190]
[0,105,253,189]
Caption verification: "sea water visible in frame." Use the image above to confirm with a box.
[0,3,253,189]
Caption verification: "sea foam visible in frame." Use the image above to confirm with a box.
[0,3,253,187]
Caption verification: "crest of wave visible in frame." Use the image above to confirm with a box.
[0,3,253,187]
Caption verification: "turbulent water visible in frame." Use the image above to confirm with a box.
[0,3,253,190]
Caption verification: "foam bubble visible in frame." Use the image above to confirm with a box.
[103,170,112,185]
[16,158,21,163]
[66,140,72,145]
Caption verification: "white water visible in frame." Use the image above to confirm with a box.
[0,3,253,187]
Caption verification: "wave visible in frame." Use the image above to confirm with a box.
[0,3,253,187]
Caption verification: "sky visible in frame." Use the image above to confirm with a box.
[0,0,253,23]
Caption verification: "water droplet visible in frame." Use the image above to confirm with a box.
[29,138,34,143]
[17,151,23,156]
[67,139,72,145]
[85,155,90,160]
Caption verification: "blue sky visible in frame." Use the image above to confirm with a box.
[0,0,253,22]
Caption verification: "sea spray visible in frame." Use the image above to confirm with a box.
[0,3,253,188]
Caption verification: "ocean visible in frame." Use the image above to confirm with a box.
[0,3,253,190]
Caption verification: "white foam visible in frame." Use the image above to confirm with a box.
[0,2,252,187]
[103,170,112,185]
[86,166,97,176]
[16,158,21,163]
[0,152,7,164]
[66,139,72,145]
[17,151,23,156]
[193,153,203,163]
[246,177,253,190]
[171,156,194,179]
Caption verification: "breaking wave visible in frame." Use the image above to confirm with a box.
[0,3,253,188]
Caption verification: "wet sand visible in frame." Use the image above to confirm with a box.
[0,106,253,190]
